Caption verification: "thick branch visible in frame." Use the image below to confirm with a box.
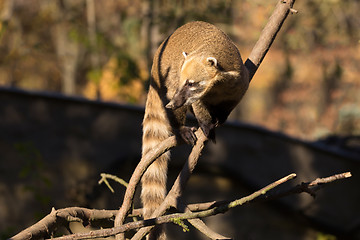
[245,0,297,81]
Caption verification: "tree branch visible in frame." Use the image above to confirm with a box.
[260,171,352,200]
[10,208,118,240]
[45,173,295,240]
[245,0,297,81]
[10,172,351,240]
[187,217,231,240]
[98,173,129,193]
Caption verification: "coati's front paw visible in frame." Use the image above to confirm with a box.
[179,126,197,145]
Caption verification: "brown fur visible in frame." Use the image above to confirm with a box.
[141,21,249,240]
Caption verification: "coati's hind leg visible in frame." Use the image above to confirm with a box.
[191,101,217,142]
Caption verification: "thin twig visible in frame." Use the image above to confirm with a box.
[308,171,352,186]
[98,173,128,193]
[262,171,353,200]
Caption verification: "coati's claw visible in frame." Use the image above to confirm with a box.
[179,126,197,145]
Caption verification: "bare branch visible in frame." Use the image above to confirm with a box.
[133,171,353,218]
[48,173,297,240]
[309,171,352,186]
[187,215,231,240]
[98,173,128,193]
[9,208,118,240]
[129,201,219,218]
[245,0,297,81]
[260,171,353,200]
[11,172,351,240]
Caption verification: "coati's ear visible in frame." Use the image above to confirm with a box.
[182,52,188,58]
[206,57,218,67]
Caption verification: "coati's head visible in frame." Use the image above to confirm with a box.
[166,52,220,110]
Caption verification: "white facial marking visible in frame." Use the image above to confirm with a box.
[182,52,187,58]
[188,79,195,84]
[199,80,206,86]
[181,58,190,72]
[207,57,217,67]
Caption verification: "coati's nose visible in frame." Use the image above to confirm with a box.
[165,102,174,109]
[166,98,185,110]
[166,89,188,109]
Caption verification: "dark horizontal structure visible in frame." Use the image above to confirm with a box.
[1,87,359,239]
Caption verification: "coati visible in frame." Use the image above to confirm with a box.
[141,21,249,239]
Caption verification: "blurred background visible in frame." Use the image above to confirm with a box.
[1,0,359,239]
[1,0,359,139]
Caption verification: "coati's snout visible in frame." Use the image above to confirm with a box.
[165,88,187,109]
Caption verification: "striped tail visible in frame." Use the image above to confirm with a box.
[141,87,171,240]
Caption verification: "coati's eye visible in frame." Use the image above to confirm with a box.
[187,79,195,87]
